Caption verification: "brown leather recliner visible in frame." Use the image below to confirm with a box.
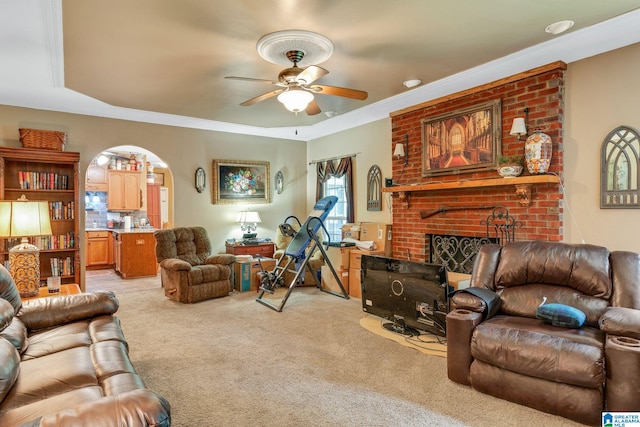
[154,227,235,303]
[446,241,640,426]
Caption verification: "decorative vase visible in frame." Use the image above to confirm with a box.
[497,165,523,178]
[524,131,553,174]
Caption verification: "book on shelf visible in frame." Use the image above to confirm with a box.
[48,201,75,220]
[50,256,75,277]
[5,232,75,250]
[17,171,69,190]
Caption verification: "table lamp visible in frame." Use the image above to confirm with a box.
[237,211,261,233]
[0,195,53,297]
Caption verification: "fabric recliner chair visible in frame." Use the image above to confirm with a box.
[446,241,640,426]
[154,227,235,303]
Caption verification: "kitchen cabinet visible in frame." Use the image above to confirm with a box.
[147,184,161,228]
[108,231,114,265]
[85,161,108,191]
[113,231,157,278]
[0,147,82,289]
[114,232,122,273]
[108,170,142,211]
[86,231,109,266]
[86,230,111,267]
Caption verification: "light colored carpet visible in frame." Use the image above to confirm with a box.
[113,287,584,427]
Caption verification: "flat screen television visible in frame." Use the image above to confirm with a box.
[360,255,449,337]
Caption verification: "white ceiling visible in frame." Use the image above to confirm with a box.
[1,0,640,142]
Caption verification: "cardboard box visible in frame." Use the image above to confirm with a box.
[341,223,361,240]
[325,246,352,271]
[321,265,349,294]
[360,223,392,257]
[234,258,276,292]
[348,267,362,298]
[349,249,384,270]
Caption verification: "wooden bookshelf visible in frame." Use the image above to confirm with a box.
[0,147,81,289]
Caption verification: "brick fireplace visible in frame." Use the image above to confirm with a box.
[386,62,565,262]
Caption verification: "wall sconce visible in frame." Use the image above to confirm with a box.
[237,211,262,234]
[393,134,409,166]
[0,195,53,297]
[509,107,529,140]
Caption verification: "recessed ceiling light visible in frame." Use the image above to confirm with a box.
[324,111,338,118]
[545,20,574,35]
[403,79,421,88]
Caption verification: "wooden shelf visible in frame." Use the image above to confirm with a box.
[383,174,560,207]
[0,147,81,290]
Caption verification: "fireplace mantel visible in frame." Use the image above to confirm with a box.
[383,174,560,207]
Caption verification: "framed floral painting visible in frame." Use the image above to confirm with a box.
[212,160,270,204]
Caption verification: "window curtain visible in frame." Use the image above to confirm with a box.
[316,156,354,222]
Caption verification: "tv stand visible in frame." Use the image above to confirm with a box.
[382,315,420,337]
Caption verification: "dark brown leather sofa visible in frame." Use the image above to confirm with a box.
[0,266,170,426]
[447,241,640,425]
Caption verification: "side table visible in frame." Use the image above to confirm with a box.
[225,242,275,259]
[22,283,81,301]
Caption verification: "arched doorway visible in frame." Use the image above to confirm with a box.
[84,146,173,286]
[85,145,173,230]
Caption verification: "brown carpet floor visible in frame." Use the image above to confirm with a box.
[106,282,585,427]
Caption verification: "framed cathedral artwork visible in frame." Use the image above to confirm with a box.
[421,99,501,176]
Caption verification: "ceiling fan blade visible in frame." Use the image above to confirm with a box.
[296,65,329,85]
[310,84,368,100]
[305,99,321,116]
[240,89,283,106]
[225,76,280,85]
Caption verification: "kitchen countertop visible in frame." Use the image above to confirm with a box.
[86,227,158,234]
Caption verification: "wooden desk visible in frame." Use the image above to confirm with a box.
[23,283,81,300]
[226,242,275,259]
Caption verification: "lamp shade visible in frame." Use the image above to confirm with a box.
[0,202,12,237]
[393,142,405,158]
[510,118,527,137]
[0,199,52,238]
[0,197,53,298]
[237,211,262,224]
[277,88,314,113]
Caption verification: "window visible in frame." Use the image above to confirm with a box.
[322,175,347,241]
[316,156,354,241]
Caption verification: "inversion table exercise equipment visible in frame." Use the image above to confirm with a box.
[256,195,349,312]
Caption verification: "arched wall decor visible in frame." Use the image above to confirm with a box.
[601,125,640,208]
[367,164,382,211]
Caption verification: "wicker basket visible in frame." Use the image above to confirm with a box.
[19,128,67,151]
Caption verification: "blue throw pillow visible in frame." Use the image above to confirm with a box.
[536,303,586,328]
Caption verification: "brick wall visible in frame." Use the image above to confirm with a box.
[389,63,565,262]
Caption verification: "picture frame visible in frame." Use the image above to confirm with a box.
[152,172,165,186]
[422,99,501,176]
[212,159,270,204]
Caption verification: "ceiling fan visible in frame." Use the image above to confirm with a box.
[225,50,368,115]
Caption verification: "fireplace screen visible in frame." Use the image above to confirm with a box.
[428,234,496,274]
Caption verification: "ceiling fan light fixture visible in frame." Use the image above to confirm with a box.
[257,30,335,66]
[277,88,314,113]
